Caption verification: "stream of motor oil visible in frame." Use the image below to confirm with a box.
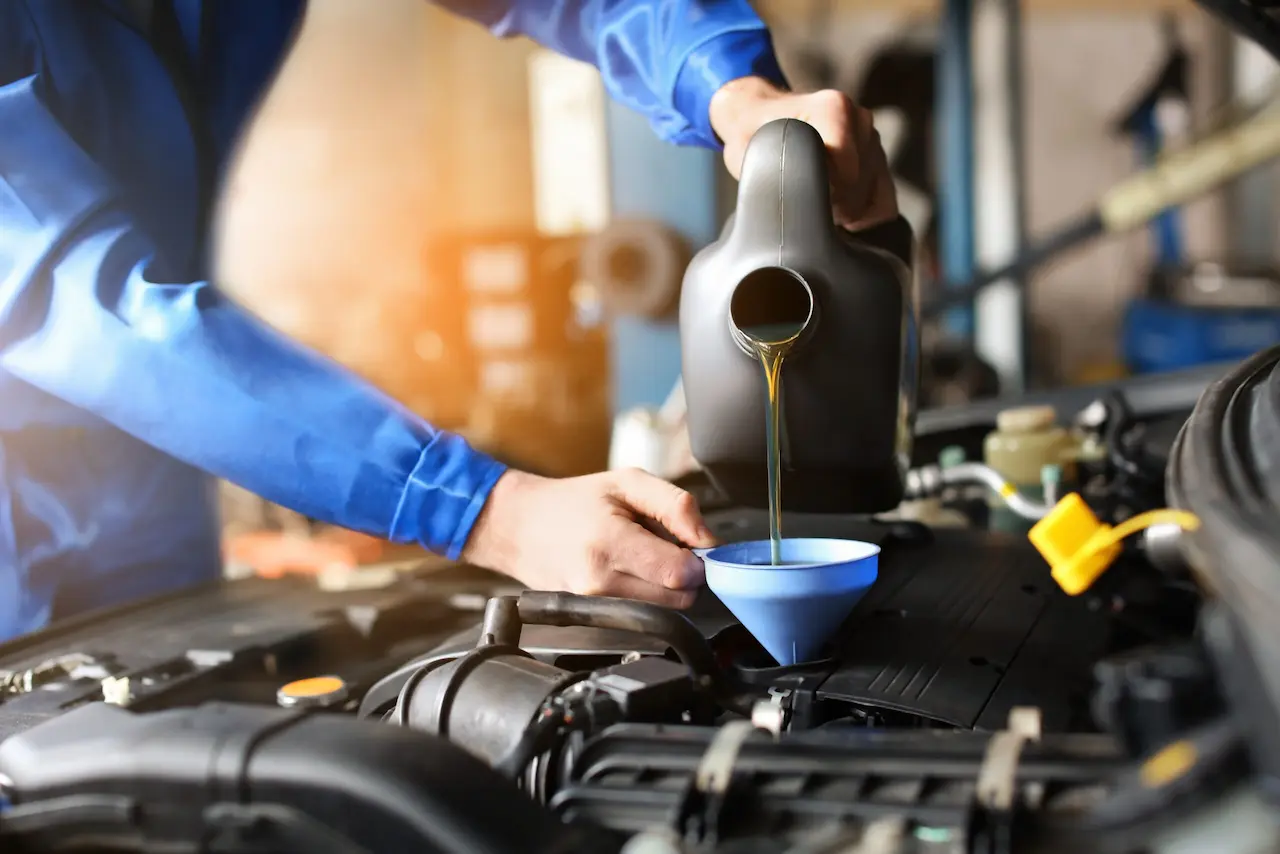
[743,322,807,566]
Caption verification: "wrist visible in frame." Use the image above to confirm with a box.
[390,433,507,560]
[708,75,786,144]
[672,29,789,149]
[459,468,539,573]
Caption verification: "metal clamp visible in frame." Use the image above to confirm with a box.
[694,720,759,794]
[783,817,907,854]
[750,688,792,737]
[675,719,764,845]
[976,706,1043,812]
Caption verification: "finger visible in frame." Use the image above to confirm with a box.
[831,109,881,223]
[609,468,715,547]
[836,124,899,231]
[851,109,883,213]
[820,126,866,225]
[723,142,746,180]
[839,153,899,230]
[604,517,706,591]
[593,571,698,610]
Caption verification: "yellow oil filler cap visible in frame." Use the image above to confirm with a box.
[276,675,349,710]
[1029,493,1200,596]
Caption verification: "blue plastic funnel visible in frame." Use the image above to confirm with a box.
[698,538,880,666]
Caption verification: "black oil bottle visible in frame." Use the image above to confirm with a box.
[680,118,919,514]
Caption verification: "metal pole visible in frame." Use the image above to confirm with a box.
[973,0,1029,392]
[1228,33,1280,263]
[937,0,977,341]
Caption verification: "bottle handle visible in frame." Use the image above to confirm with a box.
[731,118,915,267]
[730,119,834,253]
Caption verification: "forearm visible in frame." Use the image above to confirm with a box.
[433,0,789,148]
[0,77,505,558]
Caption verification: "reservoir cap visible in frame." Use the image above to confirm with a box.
[996,405,1057,433]
[277,675,349,710]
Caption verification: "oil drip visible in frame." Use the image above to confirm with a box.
[741,321,806,565]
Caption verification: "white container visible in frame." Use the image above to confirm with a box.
[608,408,667,474]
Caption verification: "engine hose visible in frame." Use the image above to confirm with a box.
[1102,393,1161,487]
[394,660,442,727]
[1035,718,1249,850]
[906,461,1052,521]
[492,676,595,784]
[394,643,527,728]
[493,706,565,780]
[515,591,747,714]
[948,462,1052,520]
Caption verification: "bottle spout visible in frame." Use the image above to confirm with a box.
[728,266,816,352]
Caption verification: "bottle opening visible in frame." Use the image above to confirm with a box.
[729,266,814,346]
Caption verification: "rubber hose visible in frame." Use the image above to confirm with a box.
[515,591,740,709]
[941,462,1052,520]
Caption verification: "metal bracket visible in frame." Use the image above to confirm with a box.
[621,828,688,854]
[976,706,1042,812]
[694,719,759,793]
[750,688,793,737]
[784,817,907,854]
[674,719,763,845]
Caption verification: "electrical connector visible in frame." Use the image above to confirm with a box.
[1029,493,1200,596]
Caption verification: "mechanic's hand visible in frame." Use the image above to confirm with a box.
[709,76,898,231]
[461,468,718,609]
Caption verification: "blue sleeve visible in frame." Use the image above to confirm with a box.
[433,0,789,149]
[0,25,506,559]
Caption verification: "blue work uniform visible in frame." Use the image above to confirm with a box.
[0,0,787,641]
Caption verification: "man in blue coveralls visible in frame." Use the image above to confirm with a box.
[0,1,896,642]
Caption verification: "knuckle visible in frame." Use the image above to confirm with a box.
[577,551,615,597]
[584,540,612,573]
[815,88,852,112]
[657,562,680,590]
[667,590,697,610]
[658,556,693,590]
[672,489,697,514]
[610,466,644,491]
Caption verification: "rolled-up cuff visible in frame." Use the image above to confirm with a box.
[672,28,791,150]
[390,433,509,559]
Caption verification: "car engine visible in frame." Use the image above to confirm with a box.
[0,352,1275,854]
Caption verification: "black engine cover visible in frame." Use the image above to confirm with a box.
[699,510,1108,730]
[368,510,1110,732]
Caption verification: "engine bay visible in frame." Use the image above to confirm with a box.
[0,356,1273,854]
